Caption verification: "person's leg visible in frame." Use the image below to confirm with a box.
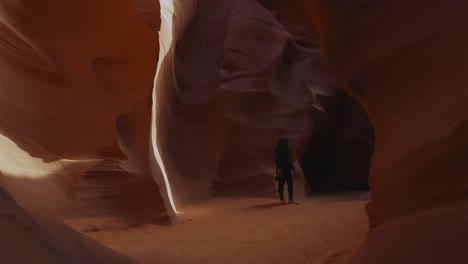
[287,174,294,201]
[278,178,285,202]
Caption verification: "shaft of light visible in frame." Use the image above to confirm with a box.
[150,0,177,214]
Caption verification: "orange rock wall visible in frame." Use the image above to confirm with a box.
[0,0,172,229]
[156,0,340,202]
[300,0,468,262]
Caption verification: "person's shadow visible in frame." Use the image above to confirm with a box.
[242,202,286,211]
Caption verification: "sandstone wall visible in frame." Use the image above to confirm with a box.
[300,0,468,262]
[0,0,173,232]
[156,0,341,203]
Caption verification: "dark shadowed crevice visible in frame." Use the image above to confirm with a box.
[300,90,374,193]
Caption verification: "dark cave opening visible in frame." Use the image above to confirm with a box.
[300,91,375,193]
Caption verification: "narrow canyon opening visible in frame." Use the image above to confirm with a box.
[300,91,375,193]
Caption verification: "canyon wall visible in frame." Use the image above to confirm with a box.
[4,0,464,262]
[0,187,133,263]
[0,0,172,258]
[300,0,468,262]
[0,0,374,226]
[156,0,344,203]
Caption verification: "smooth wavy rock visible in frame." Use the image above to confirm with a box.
[300,0,468,262]
[0,0,172,236]
[0,187,133,263]
[156,0,341,203]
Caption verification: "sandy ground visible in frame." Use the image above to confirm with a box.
[87,192,369,263]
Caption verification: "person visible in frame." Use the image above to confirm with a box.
[275,137,297,204]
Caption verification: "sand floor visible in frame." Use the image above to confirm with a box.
[87,192,370,263]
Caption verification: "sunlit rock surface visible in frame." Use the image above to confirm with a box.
[0,0,173,257]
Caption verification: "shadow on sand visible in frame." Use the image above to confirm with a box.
[242,202,286,211]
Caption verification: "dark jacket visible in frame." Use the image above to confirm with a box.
[275,146,295,173]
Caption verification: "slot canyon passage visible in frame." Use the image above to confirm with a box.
[0,0,467,263]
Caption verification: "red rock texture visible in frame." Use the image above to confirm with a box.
[0,0,173,258]
[303,0,468,227]
[0,0,156,160]
[2,0,466,262]
[0,187,133,263]
[156,0,341,203]
[299,0,468,262]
